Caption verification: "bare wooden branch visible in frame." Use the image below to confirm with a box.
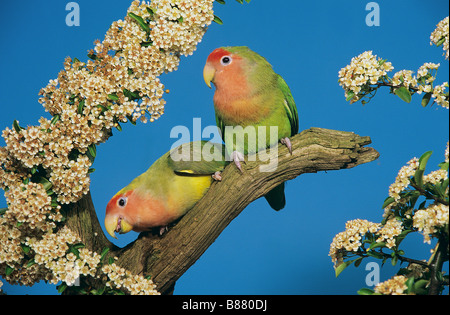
[64,127,380,294]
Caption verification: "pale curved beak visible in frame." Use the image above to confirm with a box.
[203,63,216,88]
[104,214,133,239]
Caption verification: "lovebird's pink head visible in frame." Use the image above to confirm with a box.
[203,47,247,91]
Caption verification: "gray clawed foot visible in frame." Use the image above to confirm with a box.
[231,151,246,173]
[212,171,223,181]
[159,226,168,236]
[281,137,293,155]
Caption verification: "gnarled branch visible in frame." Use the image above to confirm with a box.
[64,127,380,294]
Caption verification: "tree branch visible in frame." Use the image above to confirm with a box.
[64,127,380,294]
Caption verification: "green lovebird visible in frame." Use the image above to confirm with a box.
[203,46,299,210]
[105,141,228,238]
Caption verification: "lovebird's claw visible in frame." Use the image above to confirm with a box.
[212,171,223,181]
[281,137,293,155]
[159,226,168,236]
[231,151,246,173]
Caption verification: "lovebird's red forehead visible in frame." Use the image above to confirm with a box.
[207,47,231,63]
[106,190,133,213]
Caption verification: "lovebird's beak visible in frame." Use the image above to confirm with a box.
[104,214,133,239]
[203,63,215,89]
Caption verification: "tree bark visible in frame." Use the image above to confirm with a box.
[63,127,380,294]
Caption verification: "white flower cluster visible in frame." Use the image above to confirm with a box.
[383,143,449,244]
[102,263,159,295]
[339,52,449,108]
[1,0,216,294]
[338,51,393,103]
[430,16,449,59]
[388,158,419,202]
[375,218,403,249]
[339,17,450,109]
[413,203,449,244]
[374,275,408,295]
[329,219,380,264]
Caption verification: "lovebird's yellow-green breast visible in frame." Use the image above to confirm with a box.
[203,46,299,210]
[105,141,228,238]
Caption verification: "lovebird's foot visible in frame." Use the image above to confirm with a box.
[212,171,223,181]
[281,137,293,155]
[159,226,168,236]
[231,151,245,173]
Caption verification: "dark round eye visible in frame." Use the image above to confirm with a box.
[118,197,127,208]
[221,56,232,65]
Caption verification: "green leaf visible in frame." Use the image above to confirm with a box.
[50,115,60,126]
[436,36,446,47]
[354,257,364,268]
[88,144,96,158]
[235,0,244,3]
[382,196,395,209]
[414,151,433,187]
[421,92,432,107]
[391,254,398,266]
[357,288,375,295]
[213,15,223,25]
[414,169,425,187]
[335,258,359,277]
[36,177,53,191]
[0,207,7,216]
[69,246,80,258]
[369,242,386,250]
[100,247,110,262]
[441,178,449,193]
[141,41,153,47]
[405,276,414,294]
[107,94,119,101]
[215,0,226,4]
[13,120,23,133]
[146,7,155,16]
[123,89,140,101]
[87,52,98,61]
[57,283,68,294]
[77,100,85,115]
[438,162,449,171]
[413,279,429,295]
[26,259,36,268]
[21,244,31,255]
[418,151,433,171]
[5,265,14,276]
[87,144,97,163]
[394,86,412,103]
[128,12,150,33]
[345,90,355,102]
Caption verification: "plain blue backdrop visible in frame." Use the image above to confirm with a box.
[0,0,448,294]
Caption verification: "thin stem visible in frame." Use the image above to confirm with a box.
[410,182,449,206]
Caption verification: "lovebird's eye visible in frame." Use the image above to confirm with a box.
[118,197,127,208]
[221,56,232,66]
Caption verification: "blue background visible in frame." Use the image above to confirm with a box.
[1,0,448,294]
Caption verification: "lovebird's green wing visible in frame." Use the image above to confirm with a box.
[263,76,298,211]
[277,74,299,136]
[168,141,229,175]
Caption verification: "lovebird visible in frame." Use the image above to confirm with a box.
[203,46,299,210]
[105,141,228,238]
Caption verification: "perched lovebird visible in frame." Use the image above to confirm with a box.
[203,46,299,210]
[105,141,228,238]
